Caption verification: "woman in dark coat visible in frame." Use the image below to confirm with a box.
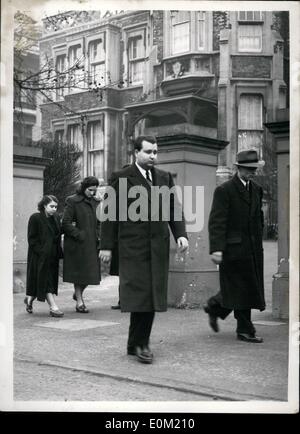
[62,176,101,313]
[25,195,64,317]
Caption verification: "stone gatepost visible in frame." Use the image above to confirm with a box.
[13,145,49,293]
[265,109,289,319]
[151,131,228,307]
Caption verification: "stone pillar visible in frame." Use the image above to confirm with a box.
[265,109,289,319]
[217,27,232,183]
[155,133,228,307]
[13,145,49,293]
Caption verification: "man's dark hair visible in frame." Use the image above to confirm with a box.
[132,135,157,151]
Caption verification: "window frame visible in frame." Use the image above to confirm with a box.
[237,93,264,154]
[197,11,206,50]
[238,11,264,22]
[238,23,263,53]
[126,28,146,86]
[170,10,191,55]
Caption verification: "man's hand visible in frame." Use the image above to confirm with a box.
[210,251,223,264]
[177,237,189,253]
[99,250,112,263]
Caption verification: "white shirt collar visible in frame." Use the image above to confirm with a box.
[237,175,247,187]
[135,162,152,181]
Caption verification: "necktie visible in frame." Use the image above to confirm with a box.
[246,181,250,191]
[146,170,152,183]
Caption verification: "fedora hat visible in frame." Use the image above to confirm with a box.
[234,149,265,168]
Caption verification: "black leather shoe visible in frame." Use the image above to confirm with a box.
[127,345,153,364]
[111,304,121,310]
[237,333,263,343]
[203,305,219,332]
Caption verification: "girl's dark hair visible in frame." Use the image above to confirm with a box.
[37,195,58,212]
[77,176,99,195]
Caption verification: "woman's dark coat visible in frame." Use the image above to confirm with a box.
[26,212,62,302]
[100,163,187,312]
[208,174,265,311]
[62,194,101,285]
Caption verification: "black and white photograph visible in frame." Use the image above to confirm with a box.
[0,0,299,416]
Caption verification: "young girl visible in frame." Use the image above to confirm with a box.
[24,195,64,317]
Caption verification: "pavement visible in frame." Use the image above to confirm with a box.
[13,241,291,403]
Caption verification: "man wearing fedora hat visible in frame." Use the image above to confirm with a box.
[203,149,266,343]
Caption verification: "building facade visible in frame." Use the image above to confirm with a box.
[39,10,287,225]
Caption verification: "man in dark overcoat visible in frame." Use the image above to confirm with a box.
[100,135,188,363]
[204,149,266,343]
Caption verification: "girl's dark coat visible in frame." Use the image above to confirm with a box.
[208,174,265,310]
[26,212,62,301]
[62,194,101,285]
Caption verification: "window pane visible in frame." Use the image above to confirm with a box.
[87,121,103,150]
[238,95,262,129]
[89,151,104,179]
[172,22,190,54]
[238,25,262,51]
[130,37,144,59]
[171,11,190,24]
[89,39,105,62]
[68,124,83,151]
[69,45,82,65]
[198,12,206,48]
[254,11,262,20]
[130,60,144,84]
[55,130,64,143]
[90,63,105,86]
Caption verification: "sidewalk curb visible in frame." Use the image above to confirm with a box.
[16,356,282,402]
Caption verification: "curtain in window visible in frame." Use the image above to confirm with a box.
[68,124,83,150]
[238,94,262,129]
[171,11,190,54]
[130,60,144,84]
[238,94,263,153]
[129,37,144,60]
[238,25,262,51]
[198,11,205,48]
[87,121,103,150]
[89,39,104,62]
[172,22,190,54]
[238,11,262,21]
[69,45,82,89]
[90,63,105,86]
[89,151,104,179]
